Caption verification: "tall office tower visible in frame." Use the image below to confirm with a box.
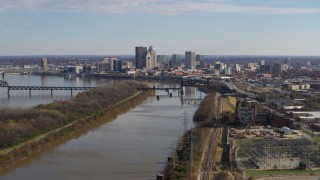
[272,63,281,76]
[157,55,170,63]
[234,64,241,72]
[285,58,291,66]
[214,63,222,72]
[109,58,115,71]
[185,51,196,69]
[196,54,205,68]
[113,60,122,71]
[170,54,181,69]
[259,59,265,65]
[196,54,204,61]
[40,58,48,70]
[225,66,232,75]
[260,65,271,73]
[146,45,157,70]
[135,46,148,69]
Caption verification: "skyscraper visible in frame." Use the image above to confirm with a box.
[259,59,265,66]
[185,51,196,69]
[170,54,181,69]
[146,45,156,70]
[284,58,291,66]
[272,63,281,76]
[260,65,271,73]
[135,46,148,69]
[40,58,48,70]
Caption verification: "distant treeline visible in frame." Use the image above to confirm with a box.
[0,81,146,149]
[193,93,219,125]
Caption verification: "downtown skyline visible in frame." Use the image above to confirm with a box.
[0,0,320,56]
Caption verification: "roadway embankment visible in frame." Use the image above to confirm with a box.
[0,81,151,174]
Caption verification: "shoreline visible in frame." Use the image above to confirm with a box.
[0,89,152,175]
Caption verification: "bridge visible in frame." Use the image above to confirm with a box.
[181,98,203,105]
[1,76,211,97]
[0,80,95,97]
[138,87,182,91]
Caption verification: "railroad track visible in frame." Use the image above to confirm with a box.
[199,124,221,180]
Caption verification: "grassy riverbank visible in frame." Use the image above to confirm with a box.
[163,128,211,180]
[0,82,151,173]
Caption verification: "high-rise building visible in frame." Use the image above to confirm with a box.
[195,54,205,68]
[196,54,204,61]
[225,66,232,75]
[40,58,48,70]
[199,60,205,69]
[113,60,122,71]
[259,59,265,66]
[234,64,241,72]
[214,61,224,72]
[284,58,291,66]
[272,63,281,76]
[260,65,271,73]
[157,55,170,63]
[185,51,196,69]
[135,46,148,69]
[170,54,182,69]
[146,45,156,70]
[135,46,156,70]
[97,61,110,72]
[214,63,222,72]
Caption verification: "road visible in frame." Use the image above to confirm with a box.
[224,81,256,99]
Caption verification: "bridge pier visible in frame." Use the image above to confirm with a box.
[7,87,10,98]
[51,89,53,97]
[180,89,184,96]
[29,88,32,97]
[71,89,73,97]
[2,73,4,80]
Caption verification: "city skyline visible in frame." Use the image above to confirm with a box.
[0,0,320,56]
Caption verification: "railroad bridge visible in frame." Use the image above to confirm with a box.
[0,80,95,97]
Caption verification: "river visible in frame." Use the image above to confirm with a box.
[0,74,204,180]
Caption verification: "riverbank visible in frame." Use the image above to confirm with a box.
[162,127,211,179]
[162,93,237,180]
[0,82,151,174]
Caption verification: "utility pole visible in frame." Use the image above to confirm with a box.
[190,128,193,179]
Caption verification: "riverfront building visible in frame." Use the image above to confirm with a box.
[135,45,157,70]
[170,54,182,69]
[146,46,157,70]
[185,51,196,69]
[135,46,148,69]
[40,58,48,70]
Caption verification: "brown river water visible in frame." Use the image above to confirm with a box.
[0,74,203,180]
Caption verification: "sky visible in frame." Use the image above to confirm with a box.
[0,0,320,56]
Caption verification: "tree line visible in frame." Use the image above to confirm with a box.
[193,93,219,126]
[0,81,146,149]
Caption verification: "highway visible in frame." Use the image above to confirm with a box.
[224,81,256,99]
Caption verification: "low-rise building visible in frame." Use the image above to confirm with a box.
[236,98,271,126]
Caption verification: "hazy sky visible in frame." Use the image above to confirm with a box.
[0,0,320,56]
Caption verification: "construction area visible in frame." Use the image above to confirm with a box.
[229,127,320,171]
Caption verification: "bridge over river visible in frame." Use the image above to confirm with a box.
[0,77,211,98]
[0,80,95,97]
